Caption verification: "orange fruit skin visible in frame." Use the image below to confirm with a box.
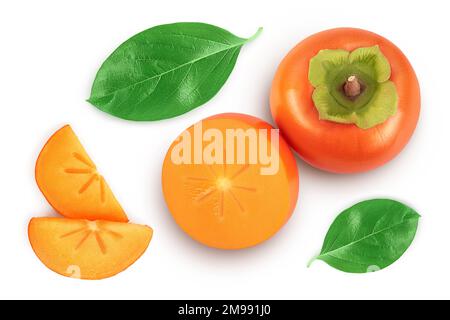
[35,125,128,222]
[271,28,421,173]
[162,113,299,250]
[28,217,152,280]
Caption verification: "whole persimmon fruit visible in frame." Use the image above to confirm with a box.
[271,28,420,173]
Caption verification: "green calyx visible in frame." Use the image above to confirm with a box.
[308,45,398,129]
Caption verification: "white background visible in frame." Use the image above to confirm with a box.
[0,0,447,300]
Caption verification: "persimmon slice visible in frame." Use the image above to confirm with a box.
[162,113,299,250]
[28,217,152,280]
[35,125,128,222]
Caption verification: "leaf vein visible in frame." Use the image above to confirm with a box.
[319,217,418,259]
[92,40,248,99]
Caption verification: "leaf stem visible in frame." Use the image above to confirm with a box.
[307,255,319,268]
[246,27,263,42]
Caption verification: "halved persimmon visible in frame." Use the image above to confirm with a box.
[28,217,152,280]
[35,125,128,222]
[162,113,299,250]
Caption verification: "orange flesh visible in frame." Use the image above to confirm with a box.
[28,217,152,280]
[35,125,128,222]
[162,113,299,250]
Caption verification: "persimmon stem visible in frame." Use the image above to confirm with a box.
[344,75,362,98]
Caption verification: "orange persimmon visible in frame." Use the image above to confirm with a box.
[35,125,128,222]
[28,217,152,280]
[271,28,420,173]
[162,113,299,250]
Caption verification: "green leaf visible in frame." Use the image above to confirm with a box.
[308,49,349,87]
[309,199,420,273]
[88,23,262,121]
[349,45,391,82]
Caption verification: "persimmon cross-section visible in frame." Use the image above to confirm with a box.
[187,164,256,217]
[59,220,122,254]
[162,113,299,250]
[65,152,107,203]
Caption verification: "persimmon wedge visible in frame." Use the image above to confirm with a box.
[35,125,128,222]
[271,28,420,173]
[28,218,152,280]
[162,113,299,250]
